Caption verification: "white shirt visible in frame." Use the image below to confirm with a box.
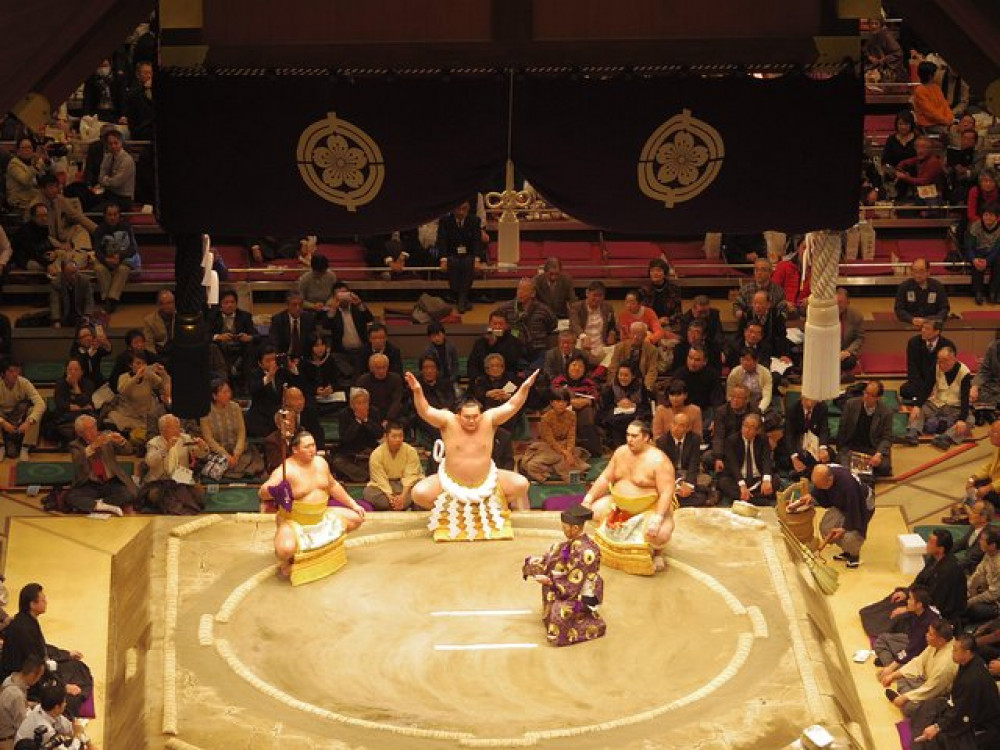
[339,308,362,350]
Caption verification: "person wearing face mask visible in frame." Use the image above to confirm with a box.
[82,59,126,123]
[466,310,528,382]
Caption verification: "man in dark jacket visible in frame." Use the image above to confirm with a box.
[901,320,956,405]
[436,199,486,312]
[836,380,895,476]
[718,413,775,505]
[795,463,875,568]
[49,260,95,329]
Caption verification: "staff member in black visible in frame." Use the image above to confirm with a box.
[436,199,486,313]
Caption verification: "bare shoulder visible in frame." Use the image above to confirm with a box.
[644,446,670,467]
[313,456,333,477]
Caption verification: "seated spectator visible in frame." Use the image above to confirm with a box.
[108,329,153,394]
[542,330,585,382]
[65,414,136,515]
[954,501,994,575]
[92,202,139,312]
[34,172,96,263]
[362,233,414,278]
[673,319,721,374]
[139,414,208,514]
[726,349,779,432]
[972,611,1000,664]
[327,282,374,377]
[67,323,111,389]
[902,347,972,449]
[124,61,155,141]
[364,422,424,510]
[598,363,651,448]
[499,277,557,366]
[49,260,95,329]
[297,253,338,314]
[881,110,918,181]
[882,620,958,720]
[837,288,865,378]
[836,380,894,477]
[967,169,999,226]
[770,236,810,316]
[467,310,527,382]
[412,355,455,449]
[710,384,759,474]
[49,359,96,448]
[911,61,954,132]
[268,290,317,361]
[718,413,775,506]
[652,378,703,445]
[81,58,126,121]
[723,320,768,371]
[0,655,46,744]
[909,633,1000,748]
[679,295,725,357]
[962,529,1000,627]
[471,353,524,412]
[362,323,403,376]
[618,289,667,345]
[520,388,589,482]
[0,359,45,461]
[534,257,577,318]
[608,321,659,394]
[331,388,384,483]
[199,379,265,480]
[246,235,308,265]
[733,258,787,324]
[894,136,946,205]
[739,290,791,367]
[436,198,485,312]
[874,585,938,671]
[901,320,956,405]
[108,352,168,438]
[971,340,1000,413]
[643,258,681,332]
[264,385,324,472]
[4,137,46,212]
[92,128,135,210]
[964,203,1000,305]
[863,16,905,82]
[721,233,765,269]
[356,354,405,426]
[861,529,967,636]
[245,346,300,437]
[946,128,983,205]
[142,290,177,364]
[673,346,724,426]
[657,412,707,506]
[12,203,56,272]
[552,354,601,456]
[208,289,258,391]
[568,280,618,369]
[782,395,829,476]
[421,322,460,385]
[300,334,349,411]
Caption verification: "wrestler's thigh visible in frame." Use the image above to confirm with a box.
[330,506,363,531]
[274,523,297,559]
[590,496,614,521]
[498,469,530,510]
[411,475,442,509]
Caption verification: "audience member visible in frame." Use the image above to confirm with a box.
[710,384,759,474]
[520,389,589,482]
[14,682,93,747]
[297,253,338,314]
[472,353,524,413]
[364,422,424,510]
[327,282,374,377]
[733,258,787,323]
[49,359,96,447]
[901,320,956,405]
[362,323,403,376]
[34,172,96,260]
[0,654,45,747]
[268,290,317,361]
[362,231,420,277]
[835,288,865,378]
[673,346,724,422]
[598,363,651,448]
[124,61,155,141]
[467,310,527,382]
[356,353,405,425]
[81,58,126,121]
[436,199,485,312]
[107,352,167,436]
[718,413,774,506]
[551,354,602,456]
[299,334,348,409]
[903,347,972,449]
[947,128,983,204]
[740,290,791,364]
[863,16,905,82]
[723,320,767,371]
[68,324,111,389]
[911,61,954,131]
[93,128,135,210]
[882,620,957,719]
[48,260,95,329]
[643,258,681,331]
[673,319,721,373]
[499,277,557,366]
[65,414,136,516]
[964,203,1000,305]
[92,203,139,312]
[770,236,810,315]
[894,136,946,205]
[412,356,455,449]
[199,380,264,479]
[782,395,829,475]
[331,388,384,483]
[568,281,618,369]
[0,226,11,284]
[967,169,999,225]
[954,501,994,575]
[881,110,918,179]
[836,380,895,477]
[264,386,324,472]
[873,585,937,671]
[657,412,707,506]
[963,529,1000,627]
[4,137,46,212]
[542,330,585,382]
[533,257,577,318]
[421,322,460,385]
[726,349,778,430]
[208,289,257,390]
[140,414,208,514]
[618,289,666,345]
[0,359,45,461]
[608,321,659,393]
[679,295,725,356]
[721,233,765,268]
[142,289,176,363]
[108,328,151,393]
[971,339,1000,414]
[11,203,56,272]
[246,234,307,264]
[652,379,703,444]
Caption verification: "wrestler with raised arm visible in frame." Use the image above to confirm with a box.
[581,420,675,572]
[407,369,539,514]
[258,431,365,576]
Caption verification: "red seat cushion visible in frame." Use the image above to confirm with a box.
[859,352,906,374]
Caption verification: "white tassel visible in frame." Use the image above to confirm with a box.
[463,502,476,540]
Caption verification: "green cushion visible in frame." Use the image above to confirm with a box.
[23,362,65,383]
[203,487,260,513]
[320,420,340,442]
[913,522,1000,542]
[585,455,609,482]
[16,461,135,486]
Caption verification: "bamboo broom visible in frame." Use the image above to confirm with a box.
[779,519,840,595]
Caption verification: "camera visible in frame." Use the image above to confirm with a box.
[43,140,69,159]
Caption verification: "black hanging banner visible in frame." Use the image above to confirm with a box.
[155,72,508,236]
[512,70,864,234]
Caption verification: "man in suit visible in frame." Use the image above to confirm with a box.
[710,383,759,474]
[542,330,586,381]
[467,310,528,382]
[894,257,950,327]
[361,323,403,376]
[568,281,618,369]
[782,395,830,475]
[436,199,486,312]
[142,289,177,364]
[65,414,136,514]
[49,260,95,329]
[901,320,956,405]
[608,322,659,393]
[35,173,96,256]
[723,321,770,371]
[954,500,994,575]
[355,353,406,426]
[673,319,721,374]
[679,295,725,357]
[244,345,303,437]
[719,413,775,505]
[836,380,895,477]
[209,289,258,390]
[328,282,375,378]
[837,287,865,378]
[268,291,317,361]
[656,411,706,506]
[739,291,790,361]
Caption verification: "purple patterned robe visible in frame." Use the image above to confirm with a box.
[522,534,606,646]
